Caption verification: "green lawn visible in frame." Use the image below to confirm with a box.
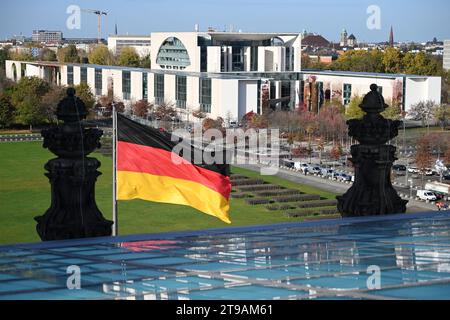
[0,141,337,245]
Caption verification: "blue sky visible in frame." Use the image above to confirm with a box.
[0,0,449,42]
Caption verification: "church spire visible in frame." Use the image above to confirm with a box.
[389,26,394,47]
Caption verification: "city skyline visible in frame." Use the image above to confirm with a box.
[0,0,449,43]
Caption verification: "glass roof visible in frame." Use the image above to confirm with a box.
[1,212,450,300]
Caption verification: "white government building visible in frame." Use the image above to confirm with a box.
[5,31,442,121]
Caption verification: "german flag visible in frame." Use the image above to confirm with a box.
[116,114,231,223]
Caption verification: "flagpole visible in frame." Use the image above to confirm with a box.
[112,102,118,236]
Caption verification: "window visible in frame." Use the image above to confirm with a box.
[95,69,102,96]
[221,47,227,72]
[270,82,276,100]
[250,47,258,71]
[281,81,291,110]
[232,47,244,71]
[142,73,148,101]
[176,75,186,109]
[156,37,190,69]
[67,66,73,85]
[199,78,211,113]
[285,47,295,71]
[122,71,131,100]
[155,74,164,105]
[80,67,87,84]
[343,83,352,105]
[200,46,208,72]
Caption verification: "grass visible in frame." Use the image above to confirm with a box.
[0,141,337,245]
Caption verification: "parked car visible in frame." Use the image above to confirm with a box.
[282,160,295,169]
[309,166,322,174]
[416,190,437,201]
[295,163,309,173]
[337,173,352,182]
[393,164,407,171]
[320,168,335,177]
[408,167,419,174]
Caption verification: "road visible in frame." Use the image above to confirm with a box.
[236,163,439,213]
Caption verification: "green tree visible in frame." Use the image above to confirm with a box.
[345,96,365,120]
[74,83,95,112]
[10,76,50,129]
[57,45,80,63]
[88,45,114,65]
[0,93,15,128]
[0,48,10,68]
[117,47,140,67]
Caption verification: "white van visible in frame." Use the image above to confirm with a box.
[416,190,437,201]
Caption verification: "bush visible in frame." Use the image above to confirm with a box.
[272,194,321,203]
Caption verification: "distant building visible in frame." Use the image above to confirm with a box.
[301,34,330,48]
[340,29,348,47]
[347,34,357,47]
[32,30,63,44]
[444,40,450,71]
[108,35,152,58]
[389,26,394,47]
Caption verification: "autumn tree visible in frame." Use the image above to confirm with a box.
[74,83,95,113]
[57,45,80,63]
[88,45,114,65]
[38,48,57,61]
[192,108,207,122]
[117,47,140,67]
[133,100,151,118]
[382,47,403,74]
[154,101,177,130]
[330,144,343,161]
[415,135,432,186]
[40,85,66,123]
[434,104,450,130]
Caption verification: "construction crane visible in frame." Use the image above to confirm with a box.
[81,9,108,44]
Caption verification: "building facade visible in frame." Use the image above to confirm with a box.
[108,35,152,58]
[4,32,442,122]
[32,30,63,44]
[444,40,450,71]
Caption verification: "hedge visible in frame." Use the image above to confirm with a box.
[256,189,302,197]
[286,207,340,218]
[297,199,338,209]
[245,198,274,205]
[272,194,321,203]
[237,184,284,192]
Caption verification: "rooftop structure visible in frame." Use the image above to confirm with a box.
[1,212,450,300]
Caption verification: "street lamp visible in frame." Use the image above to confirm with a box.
[409,179,413,199]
